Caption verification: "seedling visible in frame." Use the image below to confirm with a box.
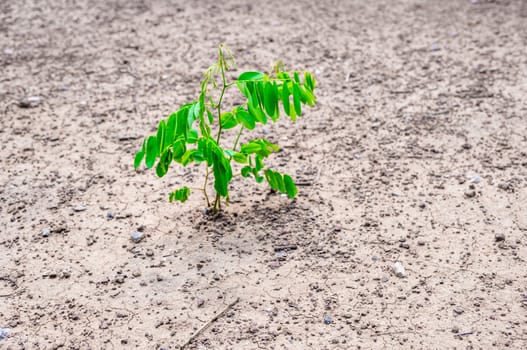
[134,44,317,212]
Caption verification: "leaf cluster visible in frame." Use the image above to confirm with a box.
[134,45,317,211]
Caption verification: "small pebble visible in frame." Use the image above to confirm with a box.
[453,307,464,315]
[42,227,51,237]
[392,261,406,278]
[114,276,125,284]
[468,175,481,184]
[464,190,476,198]
[400,242,410,249]
[324,316,332,325]
[494,233,505,242]
[106,211,114,219]
[275,251,287,260]
[430,43,441,51]
[73,204,87,212]
[0,328,10,340]
[131,231,144,243]
[18,96,41,108]
[451,325,460,333]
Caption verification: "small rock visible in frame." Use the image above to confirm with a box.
[275,251,287,260]
[462,143,472,150]
[453,307,464,315]
[132,270,142,278]
[145,249,154,257]
[106,211,114,219]
[156,274,164,282]
[468,175,481,184]
[197,299,205,308]
[0,328,10,340]
[73,204,87,212]
[99,321,110,330]
[115,276,125,284]
[131,231,144,243]
[498,182,512,191]
[418,202,426,209]
[399,242,410,249]
[417,240,425,246]
[464,190,476,198]
[60,270,71,279]
[451,325,460,333]
[18,96,41,108]
[86,235,96,246]
[324,316,332,325]
[392,261,406,278]
[42,227,51,237]
[494,233,505,242]
[430,43,441,51]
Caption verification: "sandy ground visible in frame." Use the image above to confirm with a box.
[1,0,527,349]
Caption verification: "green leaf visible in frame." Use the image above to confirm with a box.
[212,150,233,197]
[134,150,144,169]
[220,112,238,129]
[235,108,256,130]
[156,120,166,153]
[292,83,302,117]
[206,109,214,124]
[304,72,316,91]
[263,82,278,120]
[169,187,190,203]
[264,169,277,188]
[293,71,301,83]
[276,172,286,193]
[282,82,291,117]
[176,107,189,139]
[238,71,264,81]
[165,113,177,147]
[232,152,247,164]
[241,166,252,177]
[187,129,198,144]
[172,137,186,160]
[155,149,173,178]
[134,139,146,169]
[241,142,261,154]
[255,155,264,171]
[145,136,158,168]
[240,139,279,158]
[283,175,297,198]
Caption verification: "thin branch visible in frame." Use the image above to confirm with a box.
[179,297,239,350]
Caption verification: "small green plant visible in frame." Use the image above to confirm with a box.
[134,44,317,212]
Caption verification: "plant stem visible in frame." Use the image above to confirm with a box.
[212,47,229,212]
[232,126,244,152]
[203,167,211,207]
[215,57,228,144]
